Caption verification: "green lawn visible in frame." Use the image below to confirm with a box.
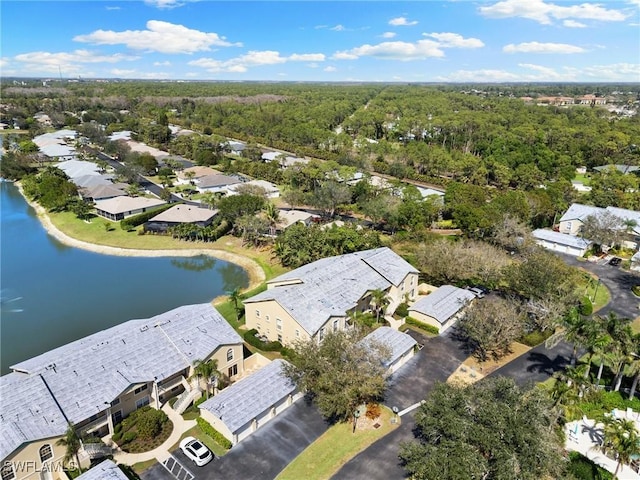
[631,316,640,334]
[131,458,157,475]
[170,425,229,457]
[573,173,591,185]
[276,407,399,480]
[579,273,611,311]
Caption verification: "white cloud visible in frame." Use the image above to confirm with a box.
[334,39,444,61]
[324,66,337,72]
[74,20,241,54]
[381,32,396,39]
[189,50,325,73]
[563,20,586,28]
[518,63,568,79]
[582,62,640,80]
[422,32,484,48]
[389,17,418,26]
[15,50,139,66]
[479,0,628,24]
[0,58,8,68]
[307,62,319,68]
[153,61,171,66]
[144,0,187,9]
[503,41,585,53]
[110,68,171,79]
[105,6,121,10]
[330,24,346,31]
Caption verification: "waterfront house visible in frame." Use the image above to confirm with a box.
[0,304,244,475]
[143,205,218,234]
[94,196,166,221]
[243,247,419,346]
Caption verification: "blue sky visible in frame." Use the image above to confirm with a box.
[2,0,639,82]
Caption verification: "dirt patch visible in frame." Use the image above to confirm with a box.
[447,342,531,385]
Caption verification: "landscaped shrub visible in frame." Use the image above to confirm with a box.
[111,431,122,443]
[120,203,174,230]
[196,417,232,449]
[519,329,552,347]
[114,423,122,434]
[244,329,283,352]
[566,451,613,480]
[633,285,640,297]
[365,403,381,420]
[578,390,640,421]
[580,296,593,316]
[405,316,440,335]
[394,303,409,318]
[121,431,137,444]
[136,408,168,440]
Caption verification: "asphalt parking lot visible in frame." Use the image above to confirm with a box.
[141,400,328,480]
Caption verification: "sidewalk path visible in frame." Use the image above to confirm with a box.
[113,403,197,465]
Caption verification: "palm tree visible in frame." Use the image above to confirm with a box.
[190,359,221,399]
[551,365,593,419]
[201,192,217,210]
[56,423,82,472]
[264,202,280,236]
[370,289,390,323]
[600,416,640,479]
[228,288,243,320]
[626,350,640,401]
[545,307,588,366]
[581,315,611,380]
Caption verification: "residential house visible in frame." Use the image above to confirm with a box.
[71,174,114,189]
[199,359,302,446]
[175,166,221,185]
[34,130,78,161]
[593,164,640,175]
[144,205,218,234]
[261,151,309,167]
[227,179,280,198]
[276,209,320,232]
[360,327,417,375]
[532,229,593,257]
[579,94,606,105]
[226,141,246,155]
[94,196,166,221]
[558,204,605,236]
[55,160,100,179]
[408,285,476,334]
[0,304,244,473]
[79,184,127,202]
[243,247,419,345]
[631,251,640,272]
[194,174,241,194]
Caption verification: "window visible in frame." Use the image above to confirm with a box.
[39,444,53,462]
[277,334,282,343]
[276,318,282,331]
[226,348,234,362]
[319,327,325,342]
[333,319,339,332]
[228,364,238,377]
[295,329,300,338]
[266,315,270,322]
[134,384,148,395]
[111,398,120,406]
[256,310,260,318]
[112,410,123,425]
[1,464,15,480]
[136,396,149,409]
[566,221,572,231]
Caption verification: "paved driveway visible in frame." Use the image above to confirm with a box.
[557,252,640,319]
[141,400,328,480]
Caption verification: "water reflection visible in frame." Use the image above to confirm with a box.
[219,262,251,293]
[171,255,217,272]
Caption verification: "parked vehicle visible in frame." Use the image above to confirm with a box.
[608,257,622,266]
[180,436,214,466]
[467,286,487,298]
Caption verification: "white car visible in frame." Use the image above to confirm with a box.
[180,436,213,467]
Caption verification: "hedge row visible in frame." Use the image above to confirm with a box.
[196,417,232,449]
[120,203,175,230]
[404,317,440,336]
[244,329,283,352]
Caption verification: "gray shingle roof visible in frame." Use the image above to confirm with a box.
[148,205,218,223]
[559,203,605,223]
[196,174,241,189]
[593,164,640,174]
[199,359,296,435]
[9,304,241,426]
[408,286,475,324]
[76,460,128,480]
[94,196,166,215]
[0,373,68,461]
[244,248,416,336]
[361,327,416,367]
[80,184,126,200]
[55,160,100,178]
[532,229,592,249]
[73,175,114,188]
[606,207,640,235]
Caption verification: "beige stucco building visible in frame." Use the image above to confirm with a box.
[243,248,419,345]
[408,285,475,334]
[1,304,243,476]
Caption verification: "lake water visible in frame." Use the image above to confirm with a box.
[0,182,248,374]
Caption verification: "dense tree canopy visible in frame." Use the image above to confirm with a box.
[399,377,565,480]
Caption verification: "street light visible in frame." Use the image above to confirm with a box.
[392,406,399,424]
[353,409,361,433]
